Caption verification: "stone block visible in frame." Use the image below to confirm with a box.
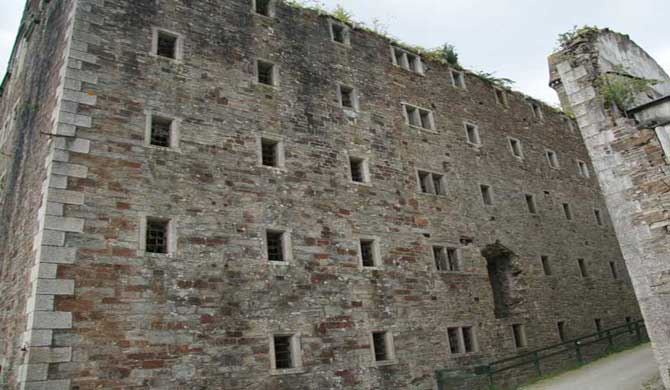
[18,363,48,382]
[24,330,53,347]
[51,161,88,178]
[35,279,74,295]
[40,246,77,264]
[48,189,85,205]
[23,380,71,390]
[44,216,84,233]
[41,230,66,246]
[31,312,72,330]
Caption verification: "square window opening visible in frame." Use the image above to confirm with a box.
[541,256,552,276]
[407,53,420,73]
[360,239,377,268]
[480,184,492,205]
[512,324,527,349]
[495,88,508,106]
[255,0,272,16]
[578,160,590,178]
[339,85,355,109]
[530,101,543,120]
[594,209,603,226]
[462,327,475,353]
[562,203,573,220]
[257,60,276,86]
[393,48,407,69]
[557,321,566,342]
[447,327,461,354]
[525,194,537,214]
[465,123,480,145]
[150,116,173,147]
[156,31,178,59]
[331,23,347,44]
[273,335,293,369]
[509,138,523,158]
[610,261,618,280]
[546,150,559,169]
[594,319,603,333]
[146,218,169,254]
[350,157,366,183]
[578,258,588,278]
[451,70,466,89]
[372,331,389,362]
[267,230,285,262]
[261,138,279,167]
[446,248,460,272]
[420,110,433,130]
[433,246,448,271]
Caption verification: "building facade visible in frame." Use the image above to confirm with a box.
[550,29,670,389]
[0,1,641,389]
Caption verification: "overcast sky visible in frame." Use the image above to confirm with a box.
[2,0,669,105]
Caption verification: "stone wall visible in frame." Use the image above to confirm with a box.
[0,0,79,388]
[0,1,643,389]
[549,29,670,389]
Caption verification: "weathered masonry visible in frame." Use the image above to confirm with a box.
[550,29,670,389]
[0,1,641,389]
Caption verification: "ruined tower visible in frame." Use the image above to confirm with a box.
[550,28,670,389]
[0,1,642,389]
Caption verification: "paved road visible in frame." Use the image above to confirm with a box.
[522,343,659,390]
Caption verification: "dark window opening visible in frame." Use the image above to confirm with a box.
[562,203,573,220]
[146,219,169,254]
[626,317,633,334]
[407,53,420,73]
[433,246,448,271]
[452,71,465,88]
[495,88,507,106]
[273,335,293,369]
[447,248,460,271]
[525,194,537,214]
[261,138,279,167]
[150,116,172,147]
[350,157,365,183]
[546,150,559,168]
[594,209,603,226]
[466,123,480,144]
[557,321,566,342]
[512,324,527,348]
[339,85,355,109]
[156,32,177,59]
[360,240,376,267]
[255,0,271,16]
[257,60,275,85]
[541,256,552,276]
[578,258,588,278]
[594,319,602,334]
[267,231,284,262]
[510,138,523,158]
[372,332,388,361]
[331,23,346,44]
[462,327,475,353]
[610,261,618,280]
[420,110,432,129]
[481,185,492,205]
[447,328,460,354]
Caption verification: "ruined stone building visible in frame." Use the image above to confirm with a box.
[550,29,670,389]
[0,1,642,389]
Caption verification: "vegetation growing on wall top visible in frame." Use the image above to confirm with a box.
[556,25,601,50]
[595,65,658,113]
[282,0,561,113]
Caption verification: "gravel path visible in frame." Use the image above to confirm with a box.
[522,343,659,390]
